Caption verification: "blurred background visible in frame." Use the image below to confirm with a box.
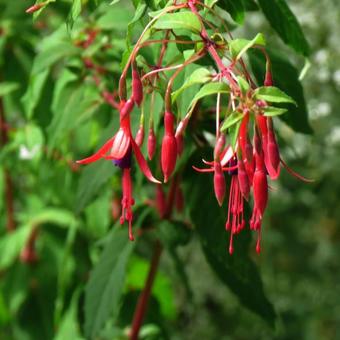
[0,0,339,339]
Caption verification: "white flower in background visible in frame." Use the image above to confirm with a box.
[19,145,40,160]
[333,69,340,87]
[309,101,331,120]
[329,126,340,145]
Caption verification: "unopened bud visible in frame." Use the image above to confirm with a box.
[214,134,226,160]
[132,68,143,107]
[253,162,268,217]
[176,134,184,156]
[120,98,134,120]
[237,158,250,200]
[26,2,47,14]
[213,162,225,206]
[161,112,177,182]
[135,125,144,147]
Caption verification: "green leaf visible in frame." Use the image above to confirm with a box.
[97,6,133,30]
[158,220,192,248]
[184,149,276,326]
[32,0,56,20]
[29,208,76,227]
[32,43,78,74]
[236,76,250,94]
[248,49,312,134]
[21,69,49,119]
[54,292,82,340]
[172,67,211,103]
[0,82,19,97]
[0,225,32,270]
[229,33,265,60]
[67,0,82,28]
[257,0,310,56]
[263,106,288,117]
[219,0,245,24]
[126,256,176,319]
[76,161,115,213]
[221,111,244,131]
[242,0,258,11]
[254,86,296,105]
[230,119,242,151]
[125,3,147,51]
[189,82,230,109]
[31,26,78,74]
[154,11,202,33]
[48,82,100,149]
[84,227,135,338]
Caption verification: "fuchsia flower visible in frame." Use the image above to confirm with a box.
[194,102,312,254]
[225,160,246,255]
[161,111,178,183]
[250,129,268,254]
[77,98,160,240]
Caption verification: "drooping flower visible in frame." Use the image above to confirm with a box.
[250,129,268,253]
[225,159,246,255]
[77,103,159,184]
[77,98,160,239]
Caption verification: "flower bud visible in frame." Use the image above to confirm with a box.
[135,125,144,147]
[264,70,273,87]
[253,159,268,217]
[26,2,47,13]
[161,112,177,182]
[120,97,135,120]
[237,158,250,200]
[214,134,226,160]
[214,162,225,206]
[147,127,156,160]
[266,119,280,179]
[176,133,184,156]
[132,68,143,107]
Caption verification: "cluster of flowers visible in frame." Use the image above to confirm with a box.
[68,0,311,253]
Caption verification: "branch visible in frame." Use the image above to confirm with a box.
[129,242,163,340]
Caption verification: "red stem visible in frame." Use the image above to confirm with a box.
[188,2,238,89]
[129,242,163,340]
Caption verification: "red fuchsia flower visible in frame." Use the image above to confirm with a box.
[225,158,246,255]
[256,115,280,180]
[132,67,143,107]
[213,161,226,206]
[161,111,177,183]
[250,129,268,254]
[135,125,144,147]
[175,133,184,156]
[77,98,160,240]
[121,167,135,240]
[238,112,255,183]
